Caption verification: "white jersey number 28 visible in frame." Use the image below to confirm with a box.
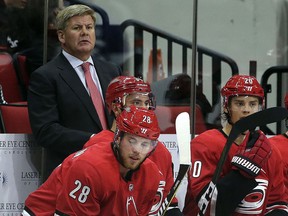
[69,180,91,203]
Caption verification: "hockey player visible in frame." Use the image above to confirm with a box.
[22,76,181,215]
[83,75,182,215]
[269,93,288,189]
[84,75,157,145]
[23,106,163,215]
[183,75,288,215]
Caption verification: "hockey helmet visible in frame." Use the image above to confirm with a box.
[116,105,160,142]
[105,76,155,113]
[221,75,264,108]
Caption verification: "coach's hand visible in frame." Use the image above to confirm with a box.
[231,130,272,178]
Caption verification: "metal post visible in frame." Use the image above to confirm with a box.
[190,0,198,139]
[41,0,49,184]
[43,0,49,65]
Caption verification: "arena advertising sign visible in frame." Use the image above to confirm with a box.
[0,134,41,215]
[159,134,188,210]
[0,134,186,214]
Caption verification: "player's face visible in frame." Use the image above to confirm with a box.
[118,133,153,170]
[57,15,96,61]
[124,93,150,110]
[228,96,260,124]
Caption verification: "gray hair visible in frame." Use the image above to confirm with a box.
[55,4,96,30]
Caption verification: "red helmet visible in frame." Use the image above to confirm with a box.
[221,75,264,108]
[285,93,288,109]
[116,105,160,141]
[105,76,155,113]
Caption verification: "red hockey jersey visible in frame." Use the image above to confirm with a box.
[269,133,288,189]
[23,137,163,216]
[23,167,61,216]
[84,129,176,214]
[183,129,288,216]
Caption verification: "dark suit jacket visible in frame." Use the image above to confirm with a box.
[28,53,121,180]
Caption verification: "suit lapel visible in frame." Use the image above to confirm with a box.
[56,54,103,129]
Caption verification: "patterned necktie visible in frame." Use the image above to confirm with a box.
[81,62,108,129]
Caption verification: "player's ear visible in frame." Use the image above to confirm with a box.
[223,106,228,114]
[112,103,121,117]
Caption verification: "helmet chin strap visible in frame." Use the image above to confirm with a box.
[111,129,123,165]
[112,141,120,159]
[225,107,234,126]
[227,116,233,126]
[226,109,246,135]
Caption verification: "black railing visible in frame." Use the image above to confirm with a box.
[260,66,288,134]
[121,19,239,106]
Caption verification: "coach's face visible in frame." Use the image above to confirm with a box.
[58,15,96,61]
